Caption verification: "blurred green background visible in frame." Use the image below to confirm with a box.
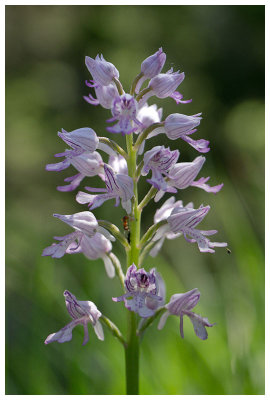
[5,5,265,395]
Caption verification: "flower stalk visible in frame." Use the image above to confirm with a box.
[125,132,141,394]
[100,315,126,347]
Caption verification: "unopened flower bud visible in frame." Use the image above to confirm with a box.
[58,127,99,153]
[85,54,119,86]
[164,113,202,139]
[149,69,185,99]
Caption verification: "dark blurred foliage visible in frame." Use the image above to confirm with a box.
[6,5,264,395]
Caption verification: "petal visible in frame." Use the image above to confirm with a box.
[121,199,132,214]
[93,320,105,341]
[157,310,170,330]
[44,319,83,344]
[53,211,98,237]
[57,173,84,192]
[186,312,215,340]
[89,193,115,210]
[149,237,165,257]
[102,254,115,278]
[46,159,71,171]
[191,177,223,194]
[124,294,155,318]
[97,226,116,242]
[76,191,95,204]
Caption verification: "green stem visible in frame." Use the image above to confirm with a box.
[99,137,127,159]
[100,315,126,347]
[137,307,166,337]
[113,78,124,95]
[138,186,158,212]
[108,252,125,289]
[139,240,157,266]
[136,86,151,102]
[130,72,143,96]
[125,133,141,395]
[134,122,163,152]
[98,220,130,251]
[139,220,167,249]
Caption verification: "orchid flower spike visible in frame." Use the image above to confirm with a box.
[45,290,104,345]
[158,288,215,340]
[76,164,134,214]
[112,263,164,317]
[85,54,119,86]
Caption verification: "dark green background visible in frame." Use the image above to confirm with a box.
[6,5,265,395]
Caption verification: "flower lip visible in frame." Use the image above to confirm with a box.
[113,264,164,317]
[107,94,142,135]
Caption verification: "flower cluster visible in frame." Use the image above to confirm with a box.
[44,48,227,349]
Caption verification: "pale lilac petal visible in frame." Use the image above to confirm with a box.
[191,177,224,193]
[109,154,128,175]
[42,232,82,259]
[166,289,200,316]
[53,211,98,237]
[182,135,210,153]
[79,233,112,261]
[89,193,116,210]
[157,310,170,330]
[149,237,165,257]
[57,173,84,192]
[97,226,116,242]
[44,319,82,344]
[83,94,99,106]
[164,113,202,139]
[185,311,215,340]
[107,94,141,135]
[154,196,178,223]
[112,293,131,302]
[76,191,95,204]
[102,254,115,278]
[116,174,134,202]
[141,48,166,79]
[168,205,210,232]
[97,142,116,156]
[93,320,104,341]
[46,159,71,171]
[149,70,185,99]
[58,127,99,152]
[121,199,132,214]
[85,54,119,86]
[167,156,205,189]
[124,294,155,318]
[170,91,192,104]
[82,322,90,345]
